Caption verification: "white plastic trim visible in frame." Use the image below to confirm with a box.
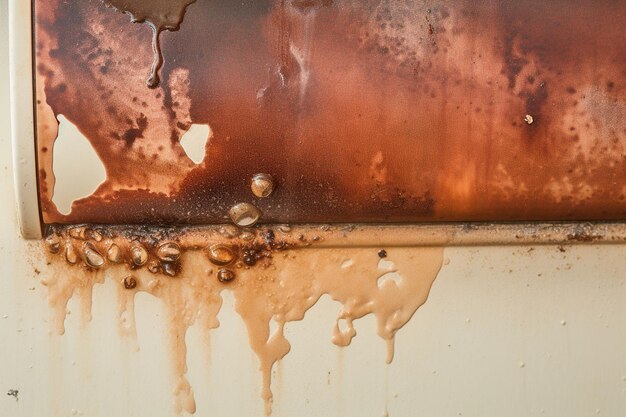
[9,0,41,239]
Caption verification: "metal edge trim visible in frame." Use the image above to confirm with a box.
[310,222,626,247]
[49,222,626,247]
[9,0,41,239]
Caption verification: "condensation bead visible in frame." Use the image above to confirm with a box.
[131,245,148,266]
[162,262,179,277]
[250,173,275,198]
[217,268,235,283]
[208,244,236,266]
[65,243,78,264]
[107,244,122,263]
[157,242,181,262]
[83,242,105,268]
[229,203,261,227]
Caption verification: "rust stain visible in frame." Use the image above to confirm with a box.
[34,0,625,225]
[41,224,443,414]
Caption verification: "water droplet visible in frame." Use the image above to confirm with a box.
[251,173,275,198]
[65,243,78,264]
[162,262,179,277]
[378,249,387,258]
[83,242,105,268]
[524,114,534,125]
[217,268,235,283]
[131,245,148,266]
[107,244,122,263]
[45,235,61,253]
[208,244,236,266]
[123,276,137,290]
[229,203,261,227]
[157,242,181,262]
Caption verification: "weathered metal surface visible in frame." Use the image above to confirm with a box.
[34,0,626,225]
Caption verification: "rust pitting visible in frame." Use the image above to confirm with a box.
[123,276,137,289]
[566,230,603,243]
[34,0,626,225]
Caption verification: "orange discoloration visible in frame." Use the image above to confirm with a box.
[42,224,443,414]
[34,0,625,224]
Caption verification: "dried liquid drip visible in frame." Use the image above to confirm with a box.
[39,225,443,415]
[101,0,197,88]
[131,245,148,266]
[146,24,163,89]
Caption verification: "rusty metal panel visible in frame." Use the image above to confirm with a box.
[34,0,626,225]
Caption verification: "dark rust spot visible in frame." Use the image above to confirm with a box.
[217,268,235,283]
[123,276,137,289]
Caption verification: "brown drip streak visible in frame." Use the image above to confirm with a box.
[41,225,444,415]
[101,0,197,88]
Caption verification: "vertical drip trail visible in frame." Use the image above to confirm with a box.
[168,290,197,415]
[100,0,197,88]
[147,25,163,89]
[41,227,444,415]
[229,247,444,415]
[116,282,139,351]
[279,0,290,73]
[41,262,105,335]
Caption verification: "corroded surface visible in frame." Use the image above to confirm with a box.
[35,0,625,224]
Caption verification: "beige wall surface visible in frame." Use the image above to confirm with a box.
[1,3,626,417]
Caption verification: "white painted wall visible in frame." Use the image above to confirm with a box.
[1,3,626,417]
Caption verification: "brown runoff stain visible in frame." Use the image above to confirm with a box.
[41,224,443,415]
